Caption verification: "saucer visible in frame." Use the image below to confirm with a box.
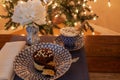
[55,35,84,51]
[14,43,72,80]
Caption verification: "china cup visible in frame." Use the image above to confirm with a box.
[60,27,80,49]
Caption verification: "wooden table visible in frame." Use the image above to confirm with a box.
[0,34,89,80]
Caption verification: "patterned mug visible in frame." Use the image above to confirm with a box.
[60,27,79,49]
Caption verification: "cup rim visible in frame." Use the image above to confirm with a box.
[60,27,80,37]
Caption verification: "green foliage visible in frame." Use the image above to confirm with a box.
[35,23,60,35]
[0,0,21,30]
[47,0,98,33]
[0,0,98,35]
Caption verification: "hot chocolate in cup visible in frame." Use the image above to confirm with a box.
[60,27,80,49]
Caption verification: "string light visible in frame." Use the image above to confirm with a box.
[52,3,58,9]
[2,4,6,7]
[18,0,24,4]
[21,34,25,36]
[90,10,93,13]
[39,34,42,36]
[93,16,97,20]
[92,32,95,35]
[54,3,58,6]
[83,11,86,15]
[94,0,97,3]
[75,9,79,13]
[82,32,84,35]
[74,22,77,26]
[82,3,86,7]
[5,0,10,1]
[108,0,111,7]
[84,0,87,2]
[55,34,59,36]
[55,14,59,18]
[10,26,15,30]
[48,20,51,24]
[52,6,56,9]
[89,6,92,9]
[78,1,80,4]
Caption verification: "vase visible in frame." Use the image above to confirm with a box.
[26,23,40,46]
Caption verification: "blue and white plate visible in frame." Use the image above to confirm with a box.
[55,35,84,51]
[14,43,72,80]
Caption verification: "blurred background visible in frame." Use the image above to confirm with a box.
[0,0,120,35]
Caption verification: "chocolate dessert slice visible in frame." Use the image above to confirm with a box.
[33,48,56,76]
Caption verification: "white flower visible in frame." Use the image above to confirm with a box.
[12,0,46,25]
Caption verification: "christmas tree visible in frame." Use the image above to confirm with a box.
[0,0,27,30]
[46,0,111,34]
[0,0,111,35]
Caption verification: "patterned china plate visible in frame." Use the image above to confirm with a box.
[55,35,84,51]
[14,43,72,80]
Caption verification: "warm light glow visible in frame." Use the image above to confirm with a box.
[75,9,79,13]
[108,2,111,7]
[90,10,93,13]
[52,3,58,9]
[55,14,59,18]
[52,6,56,9]
[94,0,97,3]
[18,0,24,4]
[39,34,42,36]
[89,6,92,9]
[92,32,95,35]
[10,26,15,30]
[82,3,86,7]
[54,3,58,6]
[48,21,51,23]
[74,22,77,26]
[93,17,97,20]
[78,1,80,4]
[84,0,87,2]
[2,4,6,7]
[82,32,84,35]
[21,34,25,36]
[83,11,86,15]
[55,34,59,36]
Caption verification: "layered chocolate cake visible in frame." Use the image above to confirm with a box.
[33,48,56,76]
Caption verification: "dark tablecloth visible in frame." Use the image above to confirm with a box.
[14,47,89,80]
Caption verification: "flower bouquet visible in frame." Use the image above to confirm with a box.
[12,0,46,26]
[12,0,46,45]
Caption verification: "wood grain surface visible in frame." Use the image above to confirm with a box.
[84,35,120,72]
[84,35,120,56]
